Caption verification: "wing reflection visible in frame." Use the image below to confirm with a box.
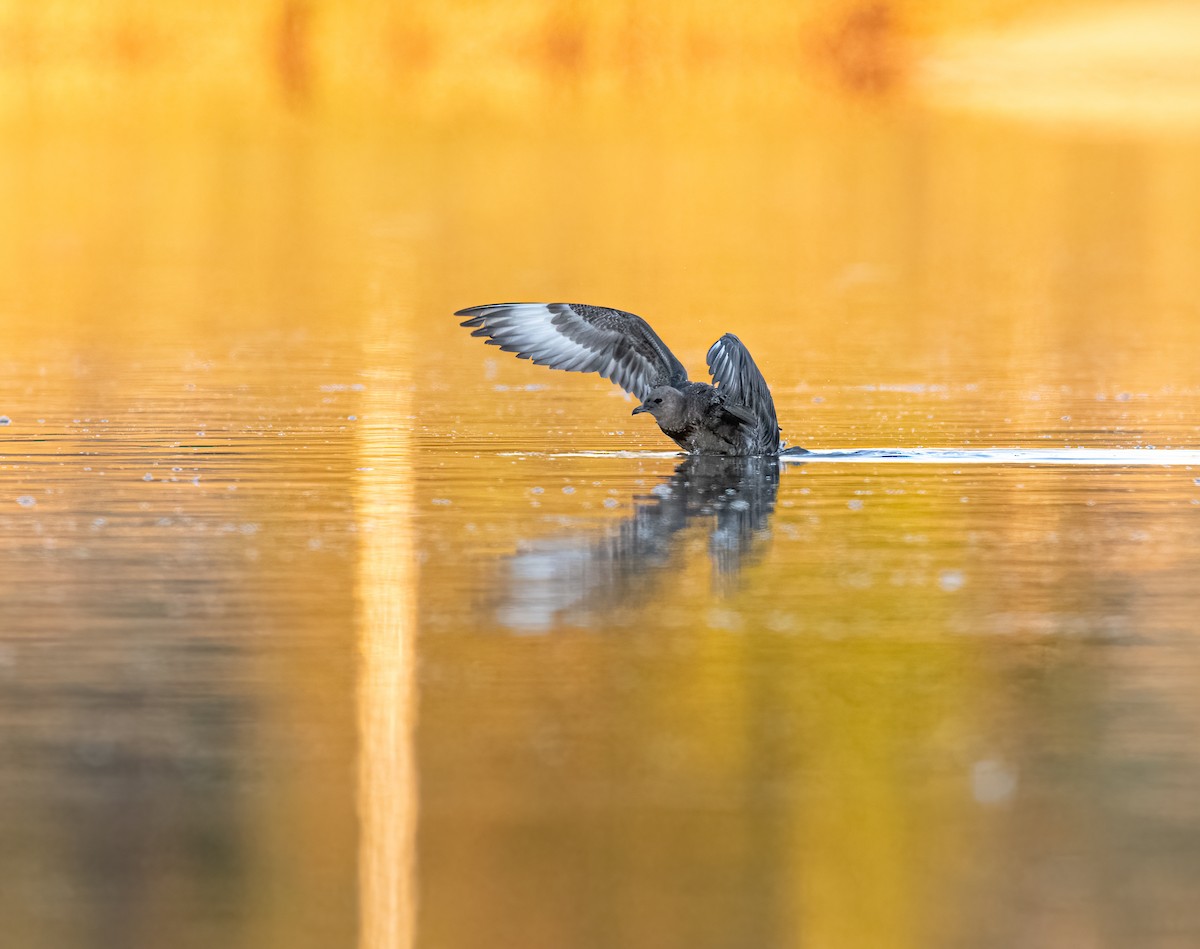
[496,456,781,632]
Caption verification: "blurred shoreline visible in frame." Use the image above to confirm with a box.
[1,1,1197,134]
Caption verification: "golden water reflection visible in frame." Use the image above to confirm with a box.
[1,84,1200,948]
[355,334,417,949]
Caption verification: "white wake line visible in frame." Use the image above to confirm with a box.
[497,448,1200,466]
[794,449,1200,466]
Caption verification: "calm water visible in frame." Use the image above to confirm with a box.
[2,98,1200,949]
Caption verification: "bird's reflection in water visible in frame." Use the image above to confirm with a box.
[496,456,781,633]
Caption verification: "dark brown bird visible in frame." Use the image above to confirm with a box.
[457,302,799,456]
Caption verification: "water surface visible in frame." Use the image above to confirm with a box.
[2,95,1200,949]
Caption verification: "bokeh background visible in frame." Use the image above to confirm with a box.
[3,3,1200,949]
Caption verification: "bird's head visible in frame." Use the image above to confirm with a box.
[632,386,685,424]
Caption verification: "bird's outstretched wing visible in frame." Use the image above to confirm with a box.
[457,303,688,402]
[706,334,781,454]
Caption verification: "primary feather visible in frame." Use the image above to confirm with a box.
[706,334,782,455]
[456,302,687,402]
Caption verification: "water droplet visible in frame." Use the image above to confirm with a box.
[707,609,744,632]
[971,759,1018,806]
[938,570,965,592]
[16,495,35,507]
[142,473,154,482]
[847,499,864,510]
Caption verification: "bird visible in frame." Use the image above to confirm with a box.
[456,302,800,456]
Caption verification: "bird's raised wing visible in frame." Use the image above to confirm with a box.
[706,334,781,454]
[457,303,688,401]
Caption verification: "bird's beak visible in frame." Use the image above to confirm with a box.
[632,403,648,415]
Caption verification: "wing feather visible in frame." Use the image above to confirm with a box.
[706,334,781,454]
[457,303,688,401]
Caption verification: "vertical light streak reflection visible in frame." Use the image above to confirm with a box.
[355,348,417,949]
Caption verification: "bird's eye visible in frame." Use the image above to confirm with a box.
[654,398,663,404]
